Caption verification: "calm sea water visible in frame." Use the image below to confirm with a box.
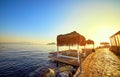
[0,44,58,77]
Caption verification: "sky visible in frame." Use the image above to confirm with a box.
[0,0,120,44]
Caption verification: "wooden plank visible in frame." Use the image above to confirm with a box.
[48,54,80,66]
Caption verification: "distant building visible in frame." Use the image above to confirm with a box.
[110,31,120,56]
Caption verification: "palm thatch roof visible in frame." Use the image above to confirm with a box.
[86,39,94,45]
[100,42,109,45]
[110,31,120,38]
[57,31,86,46]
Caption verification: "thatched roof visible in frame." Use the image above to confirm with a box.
[100,42,109,45]
[57,31,86,46]
[110,31,120,38]
[86,39,94,44]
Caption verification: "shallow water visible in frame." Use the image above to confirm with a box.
[0,44,57,77]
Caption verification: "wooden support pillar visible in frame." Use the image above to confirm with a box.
[114,36,117,46]
[79,53,82,74]
[84,45,86,52]
[57,45,59,58]
[69,45,70,50]
[117,35,120,45]
[93,44,94,49]
[77,45,82,75]
[77,45,80,62]
[67,45,70,55]
[56,45,59,67]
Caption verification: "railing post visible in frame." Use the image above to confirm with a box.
[77,45,79,62]
[56,45,59,67]
[57,45,59,58]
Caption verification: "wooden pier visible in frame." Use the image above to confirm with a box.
[48,54,79,66]
[48,50,80,66]
[48,49,93,66]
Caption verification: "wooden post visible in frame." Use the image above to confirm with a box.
[79,53,82,74]
[84,45,86,57]
[116,35,120,46]
[114,36,117,46]
[78,45,82,75]
[76,47,82,77]
[110,38,113,46]
[57,45,59,58]
[77,45,79,62]
[56,45,59,67]
[68,45,70,55]
[84,45,86,52]
[69,45,70,50]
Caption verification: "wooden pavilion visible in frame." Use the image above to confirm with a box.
[86,39,94,49]
[49,31,86,66]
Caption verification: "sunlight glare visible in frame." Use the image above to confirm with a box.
[93,28,115,43]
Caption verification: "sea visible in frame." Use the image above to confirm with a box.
[0,43,60,77]
[0,43,93,77]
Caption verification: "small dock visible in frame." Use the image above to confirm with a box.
[48,50,80,66]
[48,54,79,66]
[48,49,93,66]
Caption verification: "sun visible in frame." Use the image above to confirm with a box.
[93,28,115,43]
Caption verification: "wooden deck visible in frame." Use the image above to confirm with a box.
[48,49,93,66]
[48,54,80,66]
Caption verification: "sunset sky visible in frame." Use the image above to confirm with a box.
[0,0,120,44]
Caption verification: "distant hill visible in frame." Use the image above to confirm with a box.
[47,42,56,45]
